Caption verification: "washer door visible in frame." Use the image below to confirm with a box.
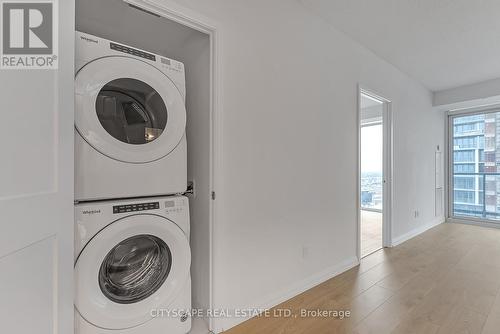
[75,56,186,163]
[75,214,190,330]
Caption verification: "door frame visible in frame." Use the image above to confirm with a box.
[357,86,393,260]
[122,0,222,330]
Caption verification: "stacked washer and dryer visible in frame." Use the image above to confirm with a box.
[74,31,192,334]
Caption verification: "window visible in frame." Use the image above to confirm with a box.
[453,150,474,162]
[454,177,476,190]
[451,111,500,221]
[454,164,475,173]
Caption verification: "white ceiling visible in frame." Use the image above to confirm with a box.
[361,94,383,109]
[299,0,500,92]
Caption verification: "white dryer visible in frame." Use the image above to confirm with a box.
[74,195,191,334]
[75,31,187,201]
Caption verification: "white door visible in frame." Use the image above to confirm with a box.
[0,1,74,333]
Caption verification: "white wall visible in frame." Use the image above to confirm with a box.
[434,77,500,107]
[182,33,212,320]
[80,0,445,331]
[149,0,445,331]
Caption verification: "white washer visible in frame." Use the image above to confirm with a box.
[75,31,187,201]
[75,195,191,334]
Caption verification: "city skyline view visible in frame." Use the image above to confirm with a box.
[361,124,383,210]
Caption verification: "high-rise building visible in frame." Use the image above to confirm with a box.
[453,114,486,217]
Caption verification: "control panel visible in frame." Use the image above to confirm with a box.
[164,199,185,214]
[113,201,159,214]
[110,42,156,61]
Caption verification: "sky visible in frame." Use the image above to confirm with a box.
[361,124,383,173]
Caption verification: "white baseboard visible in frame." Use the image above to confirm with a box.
[213,256,359,333]
[391,217,445,247]
[447,217,500,229]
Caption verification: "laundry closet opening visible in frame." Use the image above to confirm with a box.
[76,0,213,330]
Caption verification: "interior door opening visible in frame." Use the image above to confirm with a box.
[77,0,218,331]
[359,90,391,258]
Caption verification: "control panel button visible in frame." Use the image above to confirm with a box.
[113,202,159,214]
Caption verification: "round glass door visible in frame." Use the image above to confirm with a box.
[99,234,172,304]
[74,214,191,329]
[75,56,186,163]
[96,79,167,145]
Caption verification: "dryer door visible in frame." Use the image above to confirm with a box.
[75,56,186,163]
[75,214,190,330]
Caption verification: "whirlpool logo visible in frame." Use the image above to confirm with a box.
[1,0,58,69]
[82,209,101,215]
[80,35,98,44]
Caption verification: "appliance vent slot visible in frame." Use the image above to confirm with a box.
[110,42,156,61]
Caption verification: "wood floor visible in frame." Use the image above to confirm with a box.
[361,210,382,257]
[223,223,500,334]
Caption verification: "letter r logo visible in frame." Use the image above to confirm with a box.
[2,2,53,54]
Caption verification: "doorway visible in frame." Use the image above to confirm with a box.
[358,88,392,258]
[76,0,221,332]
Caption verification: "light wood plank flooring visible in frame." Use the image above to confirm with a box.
[223,223,500,334]
[361,210,382,257]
